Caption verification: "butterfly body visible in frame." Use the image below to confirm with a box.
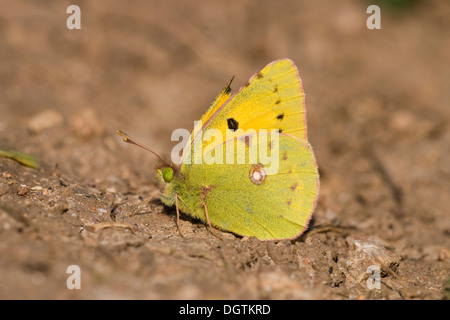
[158,170,207,221]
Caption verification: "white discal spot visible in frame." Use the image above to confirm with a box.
[249,164,266,185]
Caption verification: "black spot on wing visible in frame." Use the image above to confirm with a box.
[256,72,264,79]
[227,118,239,131]
[276,113,284,120]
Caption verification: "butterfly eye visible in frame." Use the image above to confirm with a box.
[162,167,174,183]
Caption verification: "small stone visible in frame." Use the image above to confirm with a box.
[2,172,12,179]
[345,234,400,281]
[28,109,64,133]
[71,109,104,140]
[439,248,450,263]
[422,245,443,262]
[60,202,69,214]
[17,185,28,196]
[106,187,116,193]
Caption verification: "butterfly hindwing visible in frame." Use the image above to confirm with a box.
[179,132,319,240]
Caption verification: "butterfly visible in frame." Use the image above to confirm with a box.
[118,58,319,240]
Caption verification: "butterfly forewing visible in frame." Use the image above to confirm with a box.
[181,59,308,166]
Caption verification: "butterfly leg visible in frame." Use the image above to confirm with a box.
[201,202,223,241]
[145,189,160,203]
[175,193,184,238]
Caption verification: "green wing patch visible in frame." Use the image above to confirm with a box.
[178,133,319,240]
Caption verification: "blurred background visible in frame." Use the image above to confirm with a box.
[0,0,448,299]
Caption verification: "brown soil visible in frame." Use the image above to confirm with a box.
[0,0,448,299]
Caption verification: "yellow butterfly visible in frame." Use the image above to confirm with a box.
[118,58,319,240]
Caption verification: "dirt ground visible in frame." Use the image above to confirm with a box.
[0,0,448,299]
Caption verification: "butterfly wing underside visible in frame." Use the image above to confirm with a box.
[175,59,319,240]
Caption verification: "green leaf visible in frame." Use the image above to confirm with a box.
[0,148,40,170]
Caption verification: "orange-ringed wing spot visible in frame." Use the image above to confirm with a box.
[227,118,239,131]
[249,164,266,185]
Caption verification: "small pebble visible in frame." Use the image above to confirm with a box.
[106,187,116,193]
[2,172,12,179]
[28,109,64,133]
[345,234,400,280]
[71,109,104,139]
[17,185,28,196]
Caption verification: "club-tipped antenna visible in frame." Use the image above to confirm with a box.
[116,130,169,166]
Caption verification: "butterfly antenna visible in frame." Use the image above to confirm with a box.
[116,130,169,166]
